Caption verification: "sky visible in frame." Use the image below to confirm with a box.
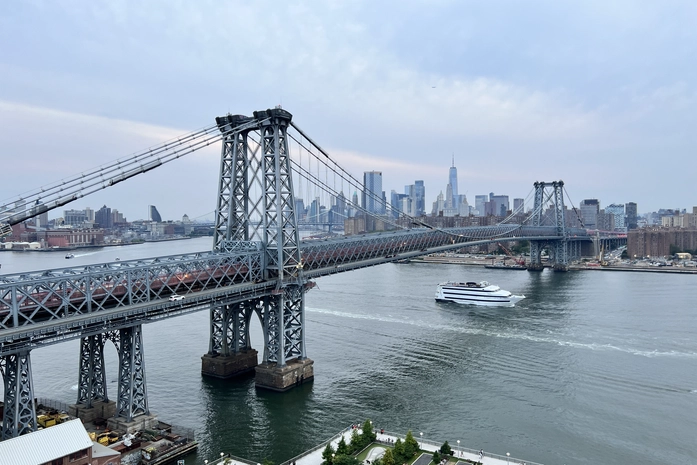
[1,0,696,221]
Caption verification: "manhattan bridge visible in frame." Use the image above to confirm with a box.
[0,108,624,439]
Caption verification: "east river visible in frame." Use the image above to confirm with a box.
[1,237,696,465]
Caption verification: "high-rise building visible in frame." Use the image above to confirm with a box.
[475,195,488,216]
[606,204,626,231]
[149,205,162,222]
[489,193,510,217]
[390,190,410,218]
[414,180,425,216]
[95,205,112,229]
[626,202,638,230]
[579,199,600,229]
[64,209,88,226]
[513,198,525,213]
[362,171,384,214]
[448,156,459,210]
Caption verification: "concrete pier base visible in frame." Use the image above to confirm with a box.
[527,263,544,272]
[68,400,116,423]
[107,413,159,435]
[255,357,314,392]
[552,264,569,272]
[201,349,259,379]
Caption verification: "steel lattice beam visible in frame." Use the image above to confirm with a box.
[115,325,148,422]
[76,334,108,407]
[1,351,37,439]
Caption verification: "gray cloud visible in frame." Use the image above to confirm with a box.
[1,0,696,218]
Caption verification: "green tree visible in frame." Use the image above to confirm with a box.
[362,420,377,444]
[382,448,395,465]
[322,443,335,465]
[263,460,274,465]
[439,441,452,456]
[336,437,349,456]
[334,455,361,465]
[393,438,405,463]
[432,451,441,464]
[404,431,419,457]
[349,428,361,453]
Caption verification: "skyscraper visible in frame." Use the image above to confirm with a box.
[513,198,525,213]
[579,199,600,229]
[448,155,459,210]
[362,171,384,214]
[475,195,488,216]
[626,202,638,230]
[149,205,162,222]
[606,204,626,230]
[414,180,425,216]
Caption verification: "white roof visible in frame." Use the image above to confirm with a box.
[0,419,94,465]
[92,440,120,458]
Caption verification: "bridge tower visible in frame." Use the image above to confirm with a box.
[528,181,569,272]
[202,108,313,391]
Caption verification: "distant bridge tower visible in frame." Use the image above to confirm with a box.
[203,108,313,391]
[528,181,569,272]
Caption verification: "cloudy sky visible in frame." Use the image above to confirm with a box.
[1,1,695,221]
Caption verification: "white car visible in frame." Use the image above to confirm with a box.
[169,294,185,302]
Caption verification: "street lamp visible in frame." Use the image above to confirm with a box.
[506,452,510,465]
[420,432,423,449]
[457,440,460,457]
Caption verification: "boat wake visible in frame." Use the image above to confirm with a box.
[306,306,697,359]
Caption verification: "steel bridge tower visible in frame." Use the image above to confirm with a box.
[201,108,313,391]
[527,181,571,272]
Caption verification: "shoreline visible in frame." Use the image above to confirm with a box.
[0,236,192,253]
[407,256,697,274]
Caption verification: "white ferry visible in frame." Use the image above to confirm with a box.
[435,281,525,306]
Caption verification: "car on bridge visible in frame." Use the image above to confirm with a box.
[169,294,185,302]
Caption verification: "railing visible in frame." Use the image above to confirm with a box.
[278,426,353,465]
[36,397,71,413]
[379,430,544,465]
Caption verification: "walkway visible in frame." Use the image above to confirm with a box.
[205,427,540,465]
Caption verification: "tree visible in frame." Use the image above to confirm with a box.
[393,438,405,463]
[362,420,377,444]
[349,428,362,453]
[439,441,452,456]
[432,451,441,464]
[336,437,349,456]
[322,443,335,465]
[334,455,361,465]
[382,448,395,465]
[404,431,419,458]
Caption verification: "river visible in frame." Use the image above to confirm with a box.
[1,238,696,465]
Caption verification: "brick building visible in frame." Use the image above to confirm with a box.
[627,227,697,258]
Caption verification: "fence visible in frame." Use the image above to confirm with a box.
[379,431,544,465]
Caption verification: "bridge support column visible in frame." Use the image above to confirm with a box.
[0,351,37,440]
[69,334,116,423]
[202,301,259,379]
[108,325,157,434]
[255,285,314,391]
[527,240,544,271]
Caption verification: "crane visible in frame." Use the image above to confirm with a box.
[496,242,526,266]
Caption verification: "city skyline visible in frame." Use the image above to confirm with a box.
[1,2,696,219]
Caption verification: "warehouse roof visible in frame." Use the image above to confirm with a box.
[0,419,94,465]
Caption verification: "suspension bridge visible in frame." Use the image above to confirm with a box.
[0,107,623,440]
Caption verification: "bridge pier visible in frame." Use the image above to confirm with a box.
[69,334,118,423]
[0,351,37,440]
[202,301,260,378]
[255,285,314,391]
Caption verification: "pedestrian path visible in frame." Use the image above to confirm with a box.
[203,427,540,465]
[282,427,540,465]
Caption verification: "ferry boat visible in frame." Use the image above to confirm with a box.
[435,281,525,306]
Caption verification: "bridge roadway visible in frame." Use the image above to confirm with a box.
[0,225,589,355]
